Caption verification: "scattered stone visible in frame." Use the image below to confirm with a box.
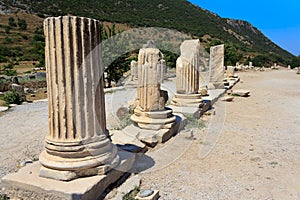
[36,72,46,79]
[221,96,234,102]
[116,175,141,198]
[231,89,250,97]
[30,94,36,97]
[297,67,300,74]
[136,189,159,200]
[138,189,154,198]
[24,88,34,94]
[111,130,146,153]
[11,83,26,101]
[9,104,18,107]
[0,106,9,112]
[20,160,33,167]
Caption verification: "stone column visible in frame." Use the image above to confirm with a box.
[131,41,175,130]
[171,40,203,107]
[130,60,138,81]
[39,16,119,181]
[209,44,224,88]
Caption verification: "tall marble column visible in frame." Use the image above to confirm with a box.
[39,16,119,181]
[131,41,176,130]
[171,40,203,107]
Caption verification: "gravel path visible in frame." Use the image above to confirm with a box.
[139,68,300,199]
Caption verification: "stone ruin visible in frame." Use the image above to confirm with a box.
[170,39,207,117]
[208,44,224,89]
[130,60,138,81]
[131,41,176,129]
[1,16,246,200]
[127,41,178,145]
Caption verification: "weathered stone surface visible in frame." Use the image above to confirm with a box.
[130,60,138,81]
[171,40,204,111]
[0,106,9,112]
[175,39,200,94]
[114,175,141,199]
[231,89,250,97]
[111,130,146,152]
[226,66,236,78]
[131,41,176,132]
[297,67,300,74]
[1,151,135,200]
[209,44,224,88]
[11,83,25,101]
[221,96,234,102]
[36,72,46,79]
[39,16,120,180]
[136,189,159,200]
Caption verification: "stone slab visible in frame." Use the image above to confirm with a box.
[231,89,250,97]
[202,89,226,105]
[0,106,9,112]
[113,175,141,199]
[1,151,135,200]
[111,130,147,153]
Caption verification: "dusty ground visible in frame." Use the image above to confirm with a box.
[0,68,299,199]
[139,68,300,199]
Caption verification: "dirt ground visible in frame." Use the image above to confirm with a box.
[0,68,299,199]
[139,68,300,199]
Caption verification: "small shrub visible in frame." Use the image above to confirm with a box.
[3,90,23,105]
[186,114,206,129]
[0,193,9,200]
[122,186,140,200]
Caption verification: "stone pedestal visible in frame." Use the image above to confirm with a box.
[170,40,205,117]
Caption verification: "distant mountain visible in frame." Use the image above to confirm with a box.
[0,0,295,65]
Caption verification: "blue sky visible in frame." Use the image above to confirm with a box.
[190,0,300,56]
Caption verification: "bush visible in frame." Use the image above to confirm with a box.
[17,18,27,30]
[0,193,9,200]
[3,90,23,105]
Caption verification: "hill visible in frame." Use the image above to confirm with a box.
[0,0,295,68]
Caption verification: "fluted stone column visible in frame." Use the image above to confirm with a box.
[131,41,175,130]
[171,40,203,107]
[209,44,224,88]
[39,16,119,181]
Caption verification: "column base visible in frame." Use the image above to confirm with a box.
[130,107,176,130]
[1,151,135,200]
[39,151,120,181]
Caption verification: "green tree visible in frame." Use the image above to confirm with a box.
[2,62,17,76]
[224,43,243,66]
[17,18,27,30]
[8,17,17,27]
[4,25,11,34]
[291,56,300,68]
